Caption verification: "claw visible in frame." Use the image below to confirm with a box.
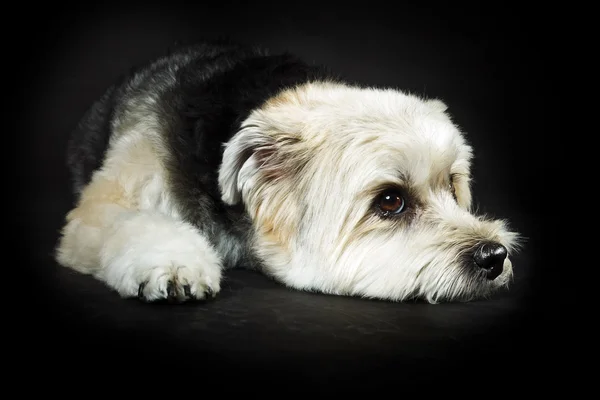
[138,282,147,300]
[183,285,192,298]
[205,286,215,299]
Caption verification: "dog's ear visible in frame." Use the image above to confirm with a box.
[427,98,448,113]
[219,124,272,205]
[219,124,301,205]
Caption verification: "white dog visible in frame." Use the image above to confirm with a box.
[55,41,520,304]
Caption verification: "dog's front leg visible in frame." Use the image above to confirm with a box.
[56,186,222,302]
[55,135,222,302]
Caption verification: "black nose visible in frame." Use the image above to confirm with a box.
[473,242,507,280]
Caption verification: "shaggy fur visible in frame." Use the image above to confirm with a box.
[55,40,520,304]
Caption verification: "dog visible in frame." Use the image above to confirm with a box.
[55,40,520,304]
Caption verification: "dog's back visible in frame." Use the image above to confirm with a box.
[65,41,259,196]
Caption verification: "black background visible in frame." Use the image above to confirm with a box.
[16,1,555,391]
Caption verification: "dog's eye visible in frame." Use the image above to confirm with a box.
[378,191,406,215]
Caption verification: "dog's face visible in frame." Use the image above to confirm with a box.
[219,82,519,303]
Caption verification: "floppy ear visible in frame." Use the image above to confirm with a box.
[218,124,276,205]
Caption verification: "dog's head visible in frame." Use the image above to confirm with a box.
[218,81,520,303]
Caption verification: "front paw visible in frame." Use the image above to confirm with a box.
[98,212,223,304]
[136,263,220,303]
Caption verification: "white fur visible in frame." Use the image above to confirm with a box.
[219,82,520,303]
[98,211,221,300]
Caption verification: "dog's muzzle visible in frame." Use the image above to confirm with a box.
[473,242,508,280]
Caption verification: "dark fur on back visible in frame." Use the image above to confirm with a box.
[66,40,335,269]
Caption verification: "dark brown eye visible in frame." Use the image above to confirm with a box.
[378,191,406,215]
